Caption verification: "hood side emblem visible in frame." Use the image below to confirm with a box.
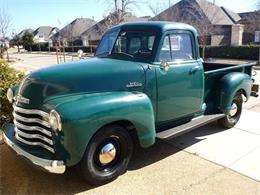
[126,82,143,88]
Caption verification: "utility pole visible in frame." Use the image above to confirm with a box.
[213,0,215,5]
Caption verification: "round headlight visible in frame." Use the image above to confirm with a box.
[49,110,62,131]
[7,88,14,103]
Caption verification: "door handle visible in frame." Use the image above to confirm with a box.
[189,66,200,74]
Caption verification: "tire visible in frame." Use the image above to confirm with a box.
[80,125,133,186]
[218,92,243,128]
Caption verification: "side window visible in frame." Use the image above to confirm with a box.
[129,37,141,54]
[148,36,155,50]
[159,36,171,61]
[114,34,127,53]
[159,33,194,62]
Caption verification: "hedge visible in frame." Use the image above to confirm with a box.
[201,45,260,60]
[26,44,97,53]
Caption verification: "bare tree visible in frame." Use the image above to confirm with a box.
[0,9,11,59]
[149,0,176,16]
[102,0,142,24]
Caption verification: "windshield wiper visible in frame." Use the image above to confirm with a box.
[109,52,134,59]
[95,51,111,57]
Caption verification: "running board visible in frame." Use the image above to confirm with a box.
[156,114,225,140]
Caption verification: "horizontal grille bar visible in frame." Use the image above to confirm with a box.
[13,105,49,119]
[13,112,51,128]
[15,128,53,145]
[15,134,55,153]
[14,120,52,137]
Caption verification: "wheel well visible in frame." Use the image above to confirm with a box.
[237,89,247,101]
[102,120,140,145]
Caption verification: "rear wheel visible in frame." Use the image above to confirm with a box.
[218,92,243,128]
[80,125,133,186]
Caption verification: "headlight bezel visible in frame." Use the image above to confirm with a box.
[49,109,62,131]
[7,88,14,103]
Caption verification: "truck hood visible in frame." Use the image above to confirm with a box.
[17,57,145,108]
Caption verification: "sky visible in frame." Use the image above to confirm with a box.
[0,0,258,37]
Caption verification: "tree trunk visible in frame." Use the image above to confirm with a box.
[202,45,206,59]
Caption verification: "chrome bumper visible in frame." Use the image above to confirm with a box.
[3,125,65,174]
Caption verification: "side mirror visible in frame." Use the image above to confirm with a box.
[160,61,170,72]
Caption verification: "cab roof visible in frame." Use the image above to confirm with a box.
[108,21,198,36]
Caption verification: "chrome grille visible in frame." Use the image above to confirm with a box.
[13,105,54,153]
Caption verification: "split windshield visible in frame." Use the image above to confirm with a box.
[95,29,157,62]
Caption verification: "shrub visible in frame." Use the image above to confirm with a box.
[0,59,24,125]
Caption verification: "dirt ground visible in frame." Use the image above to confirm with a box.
[1,139,260,195]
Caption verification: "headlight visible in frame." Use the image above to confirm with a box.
[7,88,14,103]
[49,110,62,131]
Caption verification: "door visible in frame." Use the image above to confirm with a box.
[156,32,204,124]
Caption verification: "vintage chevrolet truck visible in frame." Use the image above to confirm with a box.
[3,22,258,185]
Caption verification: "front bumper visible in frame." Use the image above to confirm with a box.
[2,123,65,174]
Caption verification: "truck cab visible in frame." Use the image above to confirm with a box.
[3,22,257,185]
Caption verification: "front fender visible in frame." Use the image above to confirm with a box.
[219,72,252,114]
[47,92,155,166]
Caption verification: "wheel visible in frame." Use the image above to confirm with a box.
[218,92,243,128]
[80,125,133,186]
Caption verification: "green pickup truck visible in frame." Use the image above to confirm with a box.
[3,22,258,185]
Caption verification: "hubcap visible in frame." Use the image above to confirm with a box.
[229,103,238,117]
[99,143,116,165]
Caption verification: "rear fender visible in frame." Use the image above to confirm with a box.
[219,72,252,114]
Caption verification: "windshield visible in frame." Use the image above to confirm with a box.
[95,29,157,62]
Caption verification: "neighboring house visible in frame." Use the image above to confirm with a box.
[52,18,97,46]
[151,0,243,46]
[17,28,34,38]
[0,38,9,48]
[33,26,59,43]
[80,12,151,47]
[239,10,260,44]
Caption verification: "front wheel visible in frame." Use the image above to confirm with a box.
[80,125,133,186]
[218,92,243,128]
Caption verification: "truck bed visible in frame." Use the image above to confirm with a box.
[203,61,256,114]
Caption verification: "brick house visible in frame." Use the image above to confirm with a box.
[239,10,260,44]
[151,0,243,46]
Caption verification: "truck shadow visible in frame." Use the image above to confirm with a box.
[1,122,225,194]
[128,122,225,170]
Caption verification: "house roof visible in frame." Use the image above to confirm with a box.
[54,18,97,40]
[18,28,34,37]
[196,0,235,25]
[81,11,151,41]
[151,0,240,25]
[239,10,260,22]
[221,7,241,23]
[34,26,56,38]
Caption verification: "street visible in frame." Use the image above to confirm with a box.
[1,51,260,194]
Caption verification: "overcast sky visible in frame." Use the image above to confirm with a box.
[0,0,258,36]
